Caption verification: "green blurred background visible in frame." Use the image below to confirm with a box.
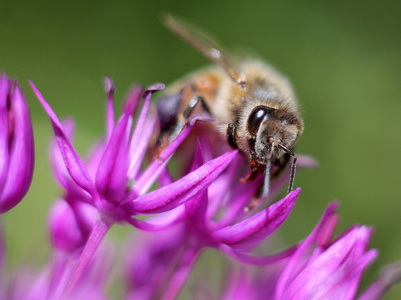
[1,0,401,298]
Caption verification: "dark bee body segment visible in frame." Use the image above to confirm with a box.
[157,93,182,134]
[226,123,238,149]
[158,67,223,126]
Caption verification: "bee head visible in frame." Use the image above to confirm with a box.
[247,105,299,166]
[245,104,301,196]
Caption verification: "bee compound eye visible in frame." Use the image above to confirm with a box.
[247,106,270,136]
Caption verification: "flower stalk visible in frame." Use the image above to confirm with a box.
[61,219,110,299]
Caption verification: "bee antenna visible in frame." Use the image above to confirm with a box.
[279,144,297,193]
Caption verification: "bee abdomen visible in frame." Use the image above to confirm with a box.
[157,93,182,133]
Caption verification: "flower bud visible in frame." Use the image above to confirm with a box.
[0,73,34,213]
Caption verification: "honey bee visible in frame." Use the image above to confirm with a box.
[157,15,303,198]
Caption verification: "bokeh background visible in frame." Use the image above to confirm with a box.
[1,0,401,298]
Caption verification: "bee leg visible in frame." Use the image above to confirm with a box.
[170,95,211,142]
[279,144,297,193]
[226,123,238,149]
[183,95,211,118]
[287,153,297,193]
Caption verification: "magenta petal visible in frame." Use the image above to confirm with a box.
[283,226,378,300]
[185,140,208,224]
[96,113,130,203]
[50,118,76,190]
[0,85,34,213]
[30,81,96,198]
[49,199,97,252]
[128,208,184,231]
[206,156,246,222]
[275,201,339,298]
[0,74,10,194]
[52,136,101,207]
[126,82,162,120]
[190,139,205,172]
[122,150,237,214]
[358,261,401,300]
[121,85,143,119]
[213,188,300,247]
[128,114,156,179]
[127,87,153,179]
[220,244,298,266]
[50,119,93,205]
[129,92,150,158]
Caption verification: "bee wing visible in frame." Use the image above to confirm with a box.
[162,14,242,85]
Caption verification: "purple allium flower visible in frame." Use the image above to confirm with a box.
[220,201,400,300]
[4,239,113,300]
[0,72,34,213]
[124,139,316,299]
[30,79,235,225]
[275,202,376,300]
[30,78,236,297]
